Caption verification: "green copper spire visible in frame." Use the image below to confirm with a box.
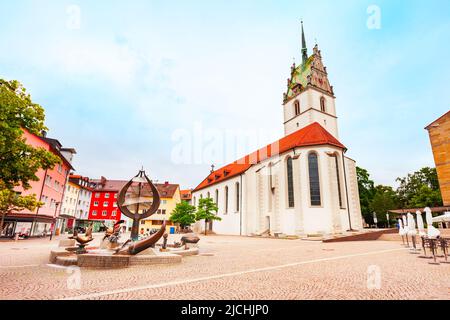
[301,21,308,65]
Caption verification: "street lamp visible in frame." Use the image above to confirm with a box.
[50,202,60,241]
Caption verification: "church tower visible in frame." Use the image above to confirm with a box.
[283,22,339,138]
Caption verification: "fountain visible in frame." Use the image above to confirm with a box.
[49,169,200,268]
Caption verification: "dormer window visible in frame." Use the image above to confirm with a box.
[320,97,326,113]
[223,170,230,177]
[294,100,300,116]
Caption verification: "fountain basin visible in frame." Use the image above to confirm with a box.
[49,247,196,268]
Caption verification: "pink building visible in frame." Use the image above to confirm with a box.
[2,129,76,237]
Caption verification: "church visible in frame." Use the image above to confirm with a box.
[191,24,363,237]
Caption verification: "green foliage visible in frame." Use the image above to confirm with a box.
[369,185,399,226]
[0,79,60,232]
[396,167,442,208]
[356,167,376,224]
[409,185,442,208]
[170,201,197,228]
[357,165,444,227]
[196,198,221,235]
[0,79,61,190]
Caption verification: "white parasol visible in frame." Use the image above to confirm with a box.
[402,215,409,233]
[432,212,450,223]
[398,218,405,236]
[425,207,440,239]
[407,212,417,236]
[416,211,426,237]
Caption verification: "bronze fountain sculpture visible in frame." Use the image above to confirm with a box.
[69,225,94,254]
[52,169,201,268]
[114,169,166,255]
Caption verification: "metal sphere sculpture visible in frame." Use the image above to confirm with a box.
[117,170,163,241]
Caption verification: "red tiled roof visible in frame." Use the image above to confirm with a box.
[194,122,345,192]
[180,189,193,200]
[91,179,180,198]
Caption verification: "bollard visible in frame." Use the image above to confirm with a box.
[15,233,19,242]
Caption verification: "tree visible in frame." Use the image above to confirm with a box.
[196,198,222,236]
[170,201,197,229]
[396,167,442,208]
[0,79,60,233]
[369,185,399,227]
[356,167,375,224]
[409,185,442,208]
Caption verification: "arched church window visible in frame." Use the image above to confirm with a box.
[215,189,219,205]
[286,157,295,208]
[294,100,300,116]
[207,191,210,199]
[224,186,229,214]
[320,97,326,113]
[308,152,321,206]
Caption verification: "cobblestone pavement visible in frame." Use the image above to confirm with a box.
[0,235,449,300]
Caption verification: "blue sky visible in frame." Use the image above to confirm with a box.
[1,0,449,189]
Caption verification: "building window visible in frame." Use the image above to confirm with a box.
[95,193,100,198]
[112,211,117,217]
[102,210,107,217]
[320,97,326,113]
[193,197,196,207]
[236,183,240,212]
[57,164,62,173]
[92,210,97,216]
[308,152,321,206]
[105,193,110,199]
[113,202,117,208]
[333,155,343,208]
[294,100,300,116]
[215,189,219,205]
[162,210,166,215]
[114,193,118,199]
[224,186,229,214]
[287,157,295,208]
[103,201,108,207]
[94,201,99,207]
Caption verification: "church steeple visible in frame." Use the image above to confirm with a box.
[301,21,308,65]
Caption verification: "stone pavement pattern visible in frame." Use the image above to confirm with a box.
[0,235,449,300]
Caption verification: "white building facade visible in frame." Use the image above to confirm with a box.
[192,25,363,237]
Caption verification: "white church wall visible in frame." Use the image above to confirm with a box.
[191,175,243,235]
[344,156,363,231]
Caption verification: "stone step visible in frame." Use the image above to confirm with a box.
[56,256,78,266]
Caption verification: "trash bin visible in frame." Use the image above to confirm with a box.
[170,227,175,235]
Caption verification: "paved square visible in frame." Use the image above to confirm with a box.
[0,235,449,300]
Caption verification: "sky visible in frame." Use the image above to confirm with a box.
[1,0,449,189]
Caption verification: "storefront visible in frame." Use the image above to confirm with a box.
[1,213,54,238]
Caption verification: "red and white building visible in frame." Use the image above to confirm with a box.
[88,177,124,231]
